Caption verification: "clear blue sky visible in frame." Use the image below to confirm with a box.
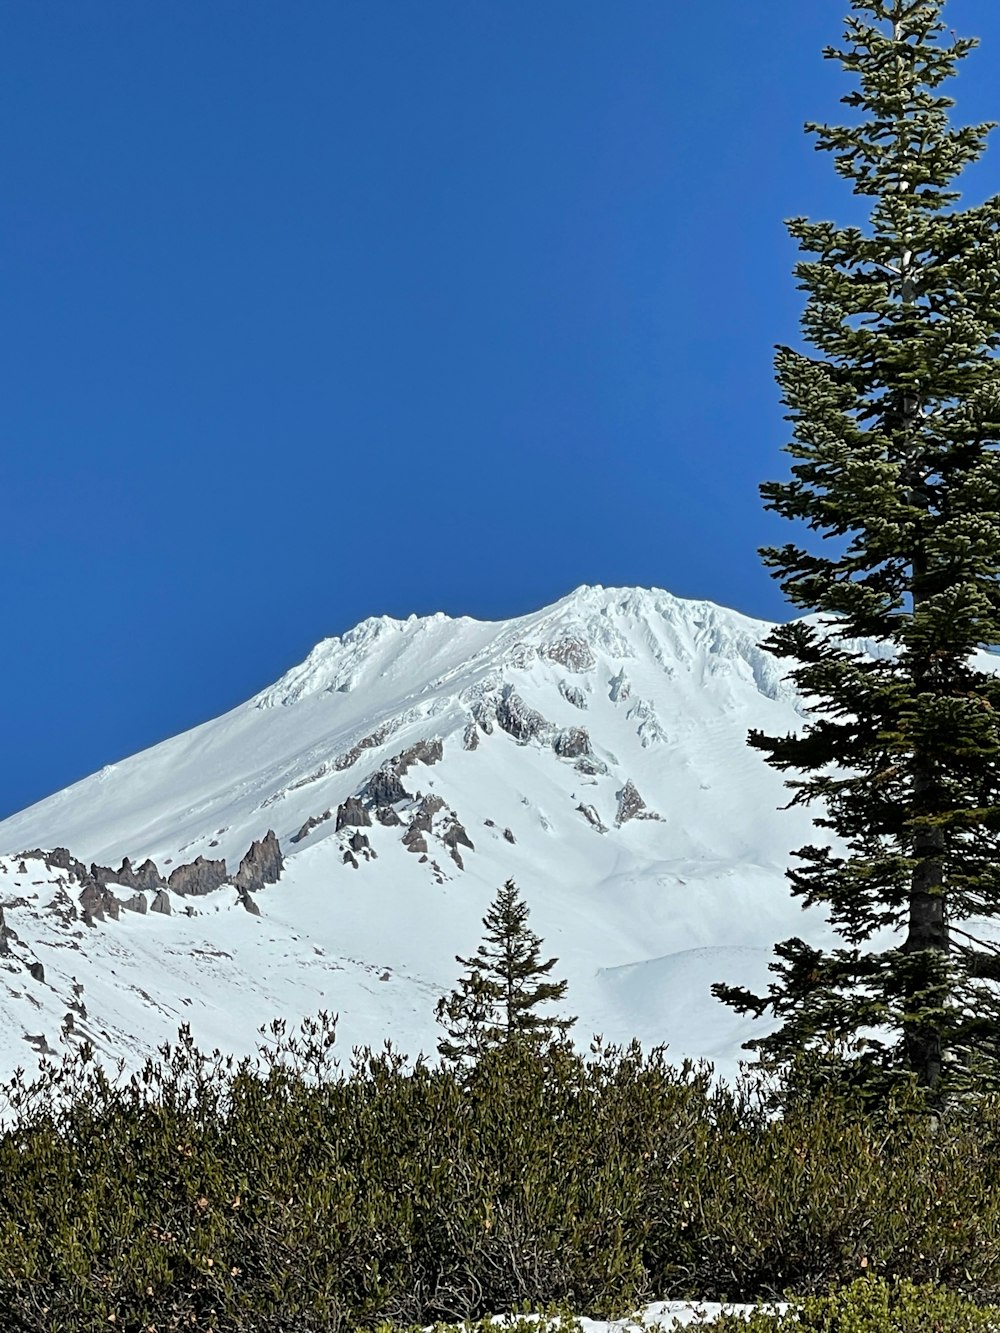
[4,1,999,820]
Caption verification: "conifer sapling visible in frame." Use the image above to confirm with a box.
[436,879,576,1063]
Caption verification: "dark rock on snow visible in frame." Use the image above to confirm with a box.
[361,768,411,809]
[553,727,592,760]
[614,780,661,826]
[168,857,228,897]
[291,811,333,844]
[577,803,608,835]
[90,856,165,891]
[540,637,596,673]
[233,830,283,894]
[496,689,546,743]
[559,681,588,710]
[237,888,261,916]
[395,738,443,772]
[335,797,371,831]
[80,881,120,924]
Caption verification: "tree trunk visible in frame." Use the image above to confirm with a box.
[903,578,948,1091]
[903,815,947,1089]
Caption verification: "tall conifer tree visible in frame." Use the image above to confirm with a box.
[436,880,575,1064]
[713,0,1000,1097]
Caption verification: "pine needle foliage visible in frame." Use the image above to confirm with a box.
[436,879,576,1064]
[713,0,1000,1099]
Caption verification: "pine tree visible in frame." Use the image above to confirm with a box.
[713,0,1000,1098]
[436,879,576,1063]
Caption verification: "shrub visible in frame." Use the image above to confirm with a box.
[2,1023,1000,1329]
[704,1277,998,1331]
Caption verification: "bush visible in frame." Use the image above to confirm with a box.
[2,1022,1000,1329]
[705,1277,998,1330]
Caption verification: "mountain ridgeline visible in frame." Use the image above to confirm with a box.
[0,584,945,1079]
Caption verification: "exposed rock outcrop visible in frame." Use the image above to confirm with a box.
[47,847,85,874]
[507,642,538,669]
[496,689,546,744]
[401,795,448,855]
[168,857,228,897]
[356,740,442,816]
[233,830,283,894]
[615,780,661,826]
[91,856,166,891]
[577,803,608,835]
[361,769,410,809]
[45,887,77,924]
[627,696,669,748]
[553,727,592,760]
[463,721,480,750]
[408,794,445,835]
[79,881,120,925]
[343,829,376,864]
[574,755,608,777]
[394,738,443,774]
[335,797,371,831]
[333,721,401,773]
[237,888,261,916]
[291,811,333,844]
[441,814,474,869]
[21,847,89,882]
[608,668,631,703]
[402,826,427,855]
[150,890,171,916]
[471,698,495,734]
[541,637,596,672]
[120,857,166,891]
[559,681,588,710]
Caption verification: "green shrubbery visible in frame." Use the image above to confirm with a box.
[707,1278,998,1331]
[0,1023,1000,1331]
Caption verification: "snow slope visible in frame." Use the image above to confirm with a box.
[0,585,844,1081]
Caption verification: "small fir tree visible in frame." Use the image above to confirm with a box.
[713,0,1000,1099]
[436,879,576,1063]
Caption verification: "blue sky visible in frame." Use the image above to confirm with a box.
[4,0,1000,819]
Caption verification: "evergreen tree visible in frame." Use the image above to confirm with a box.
[436,879,576,1063]
[713,0,1000,1098]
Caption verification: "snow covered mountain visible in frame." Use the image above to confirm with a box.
[0,585,840,1082]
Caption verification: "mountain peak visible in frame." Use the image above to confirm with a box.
[0,584,788,866]
[0,584,830,1081]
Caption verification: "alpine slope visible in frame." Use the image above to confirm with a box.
[0,585,855,1081]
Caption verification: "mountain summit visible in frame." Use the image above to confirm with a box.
[0,586,834,1079]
